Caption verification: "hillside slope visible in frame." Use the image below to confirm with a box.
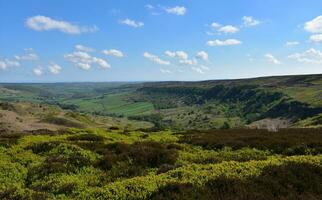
[1,74,321,130]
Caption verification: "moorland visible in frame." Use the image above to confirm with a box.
[0,74,321,199]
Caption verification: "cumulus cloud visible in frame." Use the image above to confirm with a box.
[165,50,198,66]
[242,16,261,27]
[210,22,239,34]
[15,49,39,61]
[285,41,300,46]
[304,15,322,34]
[120,19,144,28]
[33,67,43,76]
[310,34,322,43]
[64,51,110,70]
[165,6,186,16]
[265,54,281,64]
[196,51,209,61]
[165,50,188,60]
[207,39,242,46]
[0,59,20,70]
[143,52,170,65]
[26,15,98,34]
[102,49,124,58]
[211,22,221,29]
[75,44,94,52]
[218,25,239,33]
[48,63,62,74]
[288,48,322,64]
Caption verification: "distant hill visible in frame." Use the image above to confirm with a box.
[1,74,321,130]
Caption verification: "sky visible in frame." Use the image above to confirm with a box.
[0,0,322,82]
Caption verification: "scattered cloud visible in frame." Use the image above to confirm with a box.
[64,51,110,70]
[160,68,172,74]
[179,59,197,66]
[75,44,94,52]
[310,34,322,43]
[288,48,322,64]
[242,16,261,27]
[207,39,242,46]
[15,49,39,61]
[102,49,124,58]
[165,50,188,60]
[210,22,239,34]
[265,54,281,64]
[120,19,144,28]
[48,63,62,74]
[165,6,186,16]
[0,59,20,70]
[304,15,322,34]
[143,52,170,65]
[165,50,198,66]
[285,41,300,46]
[191,65,210,74]
[26,15,98,34]
[218,25,239,34]
[211,22,221,29]
[145,4,161,15]
[33,67,43,76]
[196,51,209,61]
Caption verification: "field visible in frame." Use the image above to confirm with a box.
[0,74,322,199]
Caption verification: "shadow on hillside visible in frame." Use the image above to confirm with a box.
[179,128,322,155]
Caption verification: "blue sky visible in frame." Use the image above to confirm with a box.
[0,0,322,82]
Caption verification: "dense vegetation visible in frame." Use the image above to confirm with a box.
[0,127,322,199]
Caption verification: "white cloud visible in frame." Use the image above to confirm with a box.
[33,67,43,76]
[211,22,221,29]
[160,68,172,74]
[207,39,242,46]
[75,44,94,52]
[143,52,170,65]
[285,41,300,46]
[196,51,209,61]
[179,59,197,66]
[304,15,322,34]
[310,34,322,43]
[265,54,281,65]
[191,65,210,74]
[0,61,6,70]
[218,25,239,34]
[120,19,144,28]
[0,59,21,70]
[102,49,124,58]
[242,16,261,27]
[165,51,176,57]
[64,51,110,70]
[26,15,97,34]
[15,49,39,61]
[48,63,62,74]
[288,48,322,64]
[165,50,188,60]
[165,6,186,16]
